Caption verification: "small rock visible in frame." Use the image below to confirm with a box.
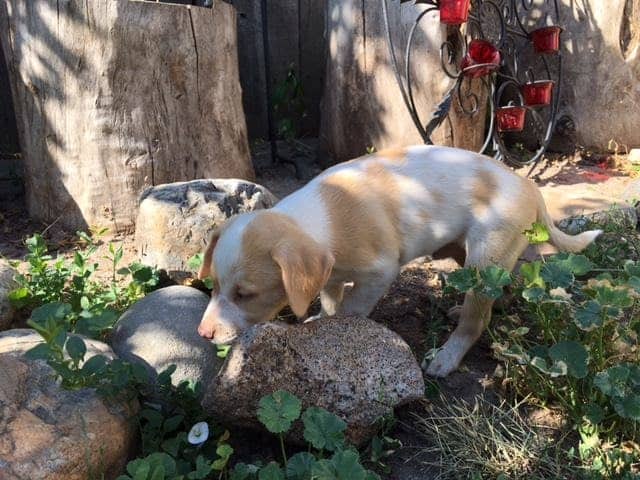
[557,206,637,235]
[110,286,223,389]
[204,316,425,446]
[0,259,17,331]
[0,330,137,480]
[629,149,640,165]
[135,179,277,277]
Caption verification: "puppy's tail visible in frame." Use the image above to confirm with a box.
[534,187,602,253]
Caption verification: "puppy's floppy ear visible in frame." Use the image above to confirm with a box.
[198,230,220,280]
[272,240,334,318]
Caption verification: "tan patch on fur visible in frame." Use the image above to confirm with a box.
[473,169,498,207]
[198,230,219,280]
[236,212,333,320]
[320,161,402,269]
[471,169,499,218]
[376,147,407,163]
[431,189,445,205]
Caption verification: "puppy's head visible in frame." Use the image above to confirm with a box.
[196,211,334,344]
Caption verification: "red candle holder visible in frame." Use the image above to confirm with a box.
[496,106,527,132]
[460,39,501,78]
[522,80,554,107]
[531,26,562,54]
[439,0,471,25]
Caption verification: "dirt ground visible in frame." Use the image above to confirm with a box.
[1,149,638,478]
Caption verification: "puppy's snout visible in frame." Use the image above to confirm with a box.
[197,295,248,344]
[197,323,214,339]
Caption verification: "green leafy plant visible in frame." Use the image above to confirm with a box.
[13,231,237,479]
[10,233,160,338]
[232,390,380,480]
[272,65,307,141]
[442,220,640,476]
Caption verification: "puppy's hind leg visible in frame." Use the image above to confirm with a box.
[426,230,529,377]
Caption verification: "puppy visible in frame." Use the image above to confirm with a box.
[196,145,601,377]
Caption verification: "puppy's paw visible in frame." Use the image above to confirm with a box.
[447,305,463,322]
[425,350,459,378]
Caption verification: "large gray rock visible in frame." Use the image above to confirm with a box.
[0,259,16,331]
[0,330,137,480]
[0,328,116,360]
[111,286,223,389]
[135,179,277,275]
[204,316,425,446]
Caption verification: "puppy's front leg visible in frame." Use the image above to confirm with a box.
[320,281,345,316]
[339,265,399,316]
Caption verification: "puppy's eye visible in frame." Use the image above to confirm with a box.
[234,288,256,302]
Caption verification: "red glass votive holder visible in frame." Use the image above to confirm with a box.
[522,80,554,107]
[531,26,562,54]
[496,106,527,132]
[460,39,501,78]
[439,0,471,25]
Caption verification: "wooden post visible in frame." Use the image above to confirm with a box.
[320,1,487,163]
[0,0,253,232]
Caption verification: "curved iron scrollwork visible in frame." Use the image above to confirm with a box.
[382,0,563,173]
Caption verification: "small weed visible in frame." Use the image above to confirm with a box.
[272,65,307,141]
[9,233,159,338]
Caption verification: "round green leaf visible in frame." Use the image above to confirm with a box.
[330,450,367,480]
[31,302,72,323]
[612,394,640,420]
[230,463,260,480]
[541,262,574,289]
[302,407,346,452]
[286,452,316,480]
[574,301,603,331]
[549,341,589,379]
[446,268,479,292]
[65,335,87,363]
[81,354,108,376]
[25,343,53,361]
[259,462,285,480]
[561,254,593,276]
[583,403,605,425]
[522,287,546,303]
[257,390,302,434]
[478,266,511,299]
[594,365,631,397]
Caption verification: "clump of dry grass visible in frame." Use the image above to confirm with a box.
[411,395,574,480]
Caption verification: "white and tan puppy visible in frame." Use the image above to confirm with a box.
[196,145,601,377]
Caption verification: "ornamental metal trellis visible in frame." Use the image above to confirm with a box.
[381,0,563,173]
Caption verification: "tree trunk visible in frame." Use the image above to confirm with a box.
[319,1,487,164]
[0,0,253,232]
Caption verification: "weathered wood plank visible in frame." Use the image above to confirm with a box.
[320,0,487,163]
[0,0,252,231]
